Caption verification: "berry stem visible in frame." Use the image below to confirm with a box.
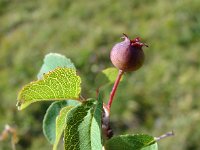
[107,70,124,111]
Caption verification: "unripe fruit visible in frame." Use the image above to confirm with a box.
[110,34,147,72]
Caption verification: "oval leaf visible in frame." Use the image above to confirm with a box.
[95,67,124,89]
[102,67,120,83]
[37,53,75,79]
[105,134,156,150]
[43,100,80,144]
[37,53,76,79]
[64,98,103,150]
[17,68,81,110]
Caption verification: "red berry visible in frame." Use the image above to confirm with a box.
[110,34,147,72]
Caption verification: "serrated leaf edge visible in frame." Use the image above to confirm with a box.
[17,67,81,110]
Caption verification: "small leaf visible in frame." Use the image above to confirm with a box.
[37,53,75,79]
[105,134,156,150]
[43,100,79,144]
[17,68,81,110]
[53,105,74,150]
[141,143,158,150]
[95,67,124,88]
[64,98,103,150]
[102,67,121,83]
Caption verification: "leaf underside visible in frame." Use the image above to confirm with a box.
[53,105,75,150]
[17,67,81,110]
[43,100,80,144]
[37,53,75,79]
[64,98,103,150]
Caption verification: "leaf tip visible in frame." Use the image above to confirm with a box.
[16,101,22,110]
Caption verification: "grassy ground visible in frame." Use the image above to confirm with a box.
[0,0,200,149]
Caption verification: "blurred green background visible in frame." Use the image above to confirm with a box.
[0,0,200,149]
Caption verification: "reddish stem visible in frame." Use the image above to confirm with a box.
[107,70,124,111]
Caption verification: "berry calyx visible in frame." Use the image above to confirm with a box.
[110,34,147,72]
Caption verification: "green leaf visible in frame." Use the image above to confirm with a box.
[43,100,80,144]
[105,134,156,150]
[64,98,103,150]
[53,105,74,150]
[141,143,158,150]
[17,68,81,110]
[37,53,75,79]
[102,67,121,83]
[91,93,103,149]
[95,67,124,88]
